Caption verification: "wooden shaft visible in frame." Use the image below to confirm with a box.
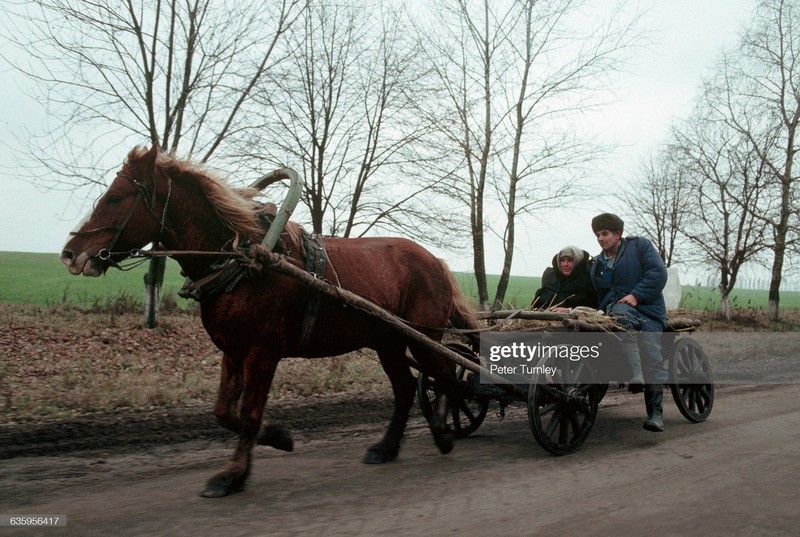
[250,246,527,399]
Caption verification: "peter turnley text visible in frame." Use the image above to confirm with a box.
[489,364,558,376]
[488,342,601,363]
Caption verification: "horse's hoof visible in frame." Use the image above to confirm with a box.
[258,424,294,452]
[363,446,398,464]
[433,431,454,455]
[200,475,245,498]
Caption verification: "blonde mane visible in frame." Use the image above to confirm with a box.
[126,147,303,248]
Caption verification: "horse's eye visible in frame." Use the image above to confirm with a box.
[106,195,123,206]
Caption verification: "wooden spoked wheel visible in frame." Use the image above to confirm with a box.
[417,344,490,439]
[527,355,606,455]
[669,337,714,423]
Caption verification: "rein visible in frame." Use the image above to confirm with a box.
[122,248,245,259]
[91,247,247,274]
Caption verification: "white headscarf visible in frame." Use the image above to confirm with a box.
[558,245,584,266]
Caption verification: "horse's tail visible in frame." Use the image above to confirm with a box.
[440,259,481,332]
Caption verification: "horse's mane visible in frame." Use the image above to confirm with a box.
[126,147,303,248]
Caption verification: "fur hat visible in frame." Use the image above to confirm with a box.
[591,213,624,234]
[558,245,584,265]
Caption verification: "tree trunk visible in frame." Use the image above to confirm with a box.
[143,257,166,328]
[493,217,515,310]
[768,165,793,321]
[719,291,731,321]
[472,232,489,310]
[767,249,784,320]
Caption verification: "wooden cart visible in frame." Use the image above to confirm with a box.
[416,310,714,455]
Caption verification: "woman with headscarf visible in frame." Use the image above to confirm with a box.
[532,245,597,312]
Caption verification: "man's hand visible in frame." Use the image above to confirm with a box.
[617,294,639,307]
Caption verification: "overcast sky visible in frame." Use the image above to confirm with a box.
[0,0,758,282]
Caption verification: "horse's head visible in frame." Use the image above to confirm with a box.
[61,145,169,276]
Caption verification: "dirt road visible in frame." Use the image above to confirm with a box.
[1,384,798,536]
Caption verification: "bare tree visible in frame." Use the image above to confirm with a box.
[703,0,800,320]
[415,0,642,309]
[623,149,689,267]
[672,115,772,320]
[233,1,455,243]
[2,0,304,326]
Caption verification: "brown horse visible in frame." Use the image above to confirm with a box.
[60,145,479,497]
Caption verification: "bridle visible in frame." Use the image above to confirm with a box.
[70,170,173,270]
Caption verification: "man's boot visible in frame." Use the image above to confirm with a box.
[623,344,645,393]
[643,384,664,432]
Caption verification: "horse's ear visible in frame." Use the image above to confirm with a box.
[143,144,160,168]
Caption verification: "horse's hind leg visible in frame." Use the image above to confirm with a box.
[202,350,278,498]
[411,344,465,456]
[364,345,417,464]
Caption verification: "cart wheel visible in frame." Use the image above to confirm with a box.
[669,337,714,423]
[527,355,605,456]
[417,344,489,439]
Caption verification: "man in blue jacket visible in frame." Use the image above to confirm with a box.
[589,213,668,432]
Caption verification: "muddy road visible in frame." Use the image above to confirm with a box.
[1,384,798,536]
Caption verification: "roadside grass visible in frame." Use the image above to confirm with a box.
[0,303,389,424]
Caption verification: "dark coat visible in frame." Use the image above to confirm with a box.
[589,236,667,324]
[533,250,597,309]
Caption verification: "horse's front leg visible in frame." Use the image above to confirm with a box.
[202,351,279,498]
[213,353,242,433]
[212,353,292,452]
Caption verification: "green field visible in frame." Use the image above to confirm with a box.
[0,252,189,307]
[2,251,799,311]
